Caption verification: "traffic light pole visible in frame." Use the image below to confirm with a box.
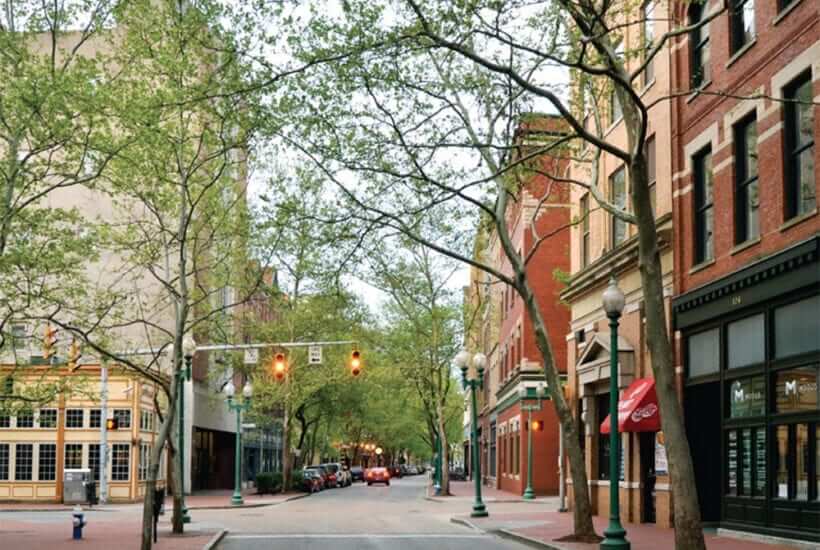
[99,361,108,504]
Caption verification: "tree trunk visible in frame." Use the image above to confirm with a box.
[436,403,450,495]
[281,406,291,492]
[520,279,596,538]
[169,440,182,534]
[141,377,177,550]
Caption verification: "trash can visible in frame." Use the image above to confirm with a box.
[63,469,91,504]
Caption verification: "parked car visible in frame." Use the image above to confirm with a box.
[302,468,324,493]
[350,466,365,482]
[365,466,391,486]
[321,463,351,487]
[449,467,466,481]
[406,465,419,475]
[399,464,408,476]
[388,464,402,478]
[312,464,338,488]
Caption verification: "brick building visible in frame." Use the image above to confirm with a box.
[465,115,571,497]
[670,0,819,543]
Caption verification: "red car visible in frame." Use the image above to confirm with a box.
[365,467,391,486]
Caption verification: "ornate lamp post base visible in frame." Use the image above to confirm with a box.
[601,523,630,549]
[231,492,244,506]
[182,508,191,523]
[470,503,488,518]
[522,487,536,500]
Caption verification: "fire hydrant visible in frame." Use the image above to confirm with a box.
[72,505,86,540]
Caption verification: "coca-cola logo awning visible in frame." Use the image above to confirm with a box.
[600,378,661,434]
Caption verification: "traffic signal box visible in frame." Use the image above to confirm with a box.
[43,325,58,361]
[272,352,287,381]
[106,417,119,430]
[529,420,544,432]
[67,339,82,371]
[350,350,361,377]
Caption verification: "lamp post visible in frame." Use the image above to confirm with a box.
[375,447,383,467]
[224,379,253,506]
[455,350,488,518]
[600,276,629,550]
[519,382,546,500]
[433,433,442,496]
[179,334,196,524]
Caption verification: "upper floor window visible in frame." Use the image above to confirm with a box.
[730,0,755,54]
[693,148,714,264]
[646,136,657,216]
[580,194,590,268]
[610,167,628,248]
[609,88,623,125]
[642,1,656,87]
[784,72,816,219]
[690,2,711,88]
[735,116,759,243]
[10,324,27,350]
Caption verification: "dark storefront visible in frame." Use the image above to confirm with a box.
[673,237,820,543]
[192,427,234,490]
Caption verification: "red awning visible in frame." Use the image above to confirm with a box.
[600,378,660,434]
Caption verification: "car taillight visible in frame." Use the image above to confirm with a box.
[385,473,391,479]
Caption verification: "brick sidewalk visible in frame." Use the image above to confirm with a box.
[455,511,807,550]
[428,480,558,504]
[1,517,216,550]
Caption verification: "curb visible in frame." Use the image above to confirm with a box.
[187,493,309,510]
[202,528,228,550]
[497,528,563,550]
[450,516,485,533]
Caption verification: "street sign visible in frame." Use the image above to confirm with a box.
[243,348,259,364]
[308,345,322,365]
[241,423,256,430]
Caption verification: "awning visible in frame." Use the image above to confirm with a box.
[600,378,660,434]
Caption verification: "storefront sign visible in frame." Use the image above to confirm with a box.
[655,431,668,475]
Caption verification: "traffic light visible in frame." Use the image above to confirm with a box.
[106,417,119,430]
[43,325,58,362]
[67,339,82,371]
[530,420,544,432]
[350,350,361,377]
[272,352,287,381]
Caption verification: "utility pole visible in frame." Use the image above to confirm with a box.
[99,360,108,504]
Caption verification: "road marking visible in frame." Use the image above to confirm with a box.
[226,534,488,539]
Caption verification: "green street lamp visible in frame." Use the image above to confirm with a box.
[518,382,546,500]
[433,434,442,496]
[455,350,488,518]
[179,334,196,524]
[600,277,630,550]
[224,379,253,506]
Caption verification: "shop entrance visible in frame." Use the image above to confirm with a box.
[640,431,656,523]
[685,381,721,523]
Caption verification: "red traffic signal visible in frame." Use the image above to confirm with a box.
[529,420,544,432]
[350,350,361,377]
[106,417,119,430]
[272,353,287,381]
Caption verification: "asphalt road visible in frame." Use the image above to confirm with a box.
[212,476,531,550]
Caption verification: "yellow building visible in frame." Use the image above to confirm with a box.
[0,361,166,502]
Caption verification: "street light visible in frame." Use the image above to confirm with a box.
[224,379,253,506]
[518,382,546,500]
[600,276,629,550]
[455,350,489,518]
[375,447,383,466]
[179,334,196,524]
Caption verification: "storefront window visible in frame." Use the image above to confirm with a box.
[774,423,815,500]
[796,424,809,500]
[741,428,752,495]
[727,430,738,495]
[728,376,765,418]
[775,425,789,498]
[774,366,819,413]
[688,328,720,378]
[728,314,765,369]
[775,295,820,359]
[755,429,766,496]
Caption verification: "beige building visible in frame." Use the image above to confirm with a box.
[560,0,675,528]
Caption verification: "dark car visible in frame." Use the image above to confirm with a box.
[388,464,402,478]
[302,468,323,493]
[350,466,365,482]
[365,467,391,486]
[449,467,466,481]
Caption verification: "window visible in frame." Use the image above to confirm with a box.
[642,1,656,86]
[687,328,720,378]
[609,88,622,125]
[610,167,627,248]
[784,72,816,219]
[580,194,590,268]
[728,376,766,418]
[0,415,8,428]
[774,367,819,413]
[65,409,84,429]
[775,295,820,358]
[693,149,714,264]
[89,444,101,481]
[16,412,34,428]
[727,427,766,496]
[15,444,32,480]
[139,443,151,481]
[0,444,8,480]
[38,444,56,481]
[489,422,497,476]
[730,0,755,53]
[734,117,759,243]
[727,314,765,368]
[11,324,27,350]
[774,423,816,500]
[646,136,657,216]
[89,409,101,429]
[38,409,57,429]
[65,443,83,469]
[140,410,153,432]
[113,409,131,429]
[112,444,130,481]
[690,2,710,87]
